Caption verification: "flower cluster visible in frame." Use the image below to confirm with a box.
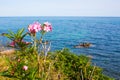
[28,22,52,35]
[43,22,52,32]
[28,22,41,35]
[9,21,52,48]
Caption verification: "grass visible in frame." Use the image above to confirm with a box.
[0,56,8,72]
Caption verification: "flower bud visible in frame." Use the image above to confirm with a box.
[22,65,28,71]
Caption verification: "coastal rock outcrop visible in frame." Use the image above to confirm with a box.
[74,42,92,48]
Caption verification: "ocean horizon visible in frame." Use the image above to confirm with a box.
[0,16,120,79]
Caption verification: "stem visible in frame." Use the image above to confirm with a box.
[37,34,44,77]
[33,34,37,54]
[38,33,46,78]
[38,54,40,77]
[39,36,42,44]
[89,64,96,80]
[81,69,84,80]
[33,34,41,77]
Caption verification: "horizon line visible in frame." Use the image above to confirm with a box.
[0,15,120,17]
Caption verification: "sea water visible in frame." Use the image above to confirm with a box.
[0,17,120,79]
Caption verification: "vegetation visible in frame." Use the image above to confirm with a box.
[0,21,114,80]
[0,48,114,80]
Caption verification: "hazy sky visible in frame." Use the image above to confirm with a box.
[0,0,120,16]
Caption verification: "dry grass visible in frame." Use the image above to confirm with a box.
[0,53,15,80]
[0,56,8,72]
[0,76,13,80]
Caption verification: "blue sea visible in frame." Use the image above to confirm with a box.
[0,17,120,79]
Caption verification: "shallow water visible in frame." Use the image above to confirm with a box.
[0,17,120,79]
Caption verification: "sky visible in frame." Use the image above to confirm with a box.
[0,0,120,17]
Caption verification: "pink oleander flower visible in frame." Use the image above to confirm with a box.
[22,65,28,71]
[43,22,52,32]
[28,22,42,34]
[10,41,16,47]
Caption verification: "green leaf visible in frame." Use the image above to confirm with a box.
[17,28,24,37]
[21,32,28,40]
[8,30,15,36]
[1,33,14,40]
[14,28,25,40]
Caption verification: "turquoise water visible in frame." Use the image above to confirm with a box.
[0,17,120,79]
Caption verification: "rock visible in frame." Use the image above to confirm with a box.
[74,42,92,48]
[0,49,15,55]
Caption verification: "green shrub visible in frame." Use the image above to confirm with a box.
[0,48,114,80]
[53,48,114,80]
